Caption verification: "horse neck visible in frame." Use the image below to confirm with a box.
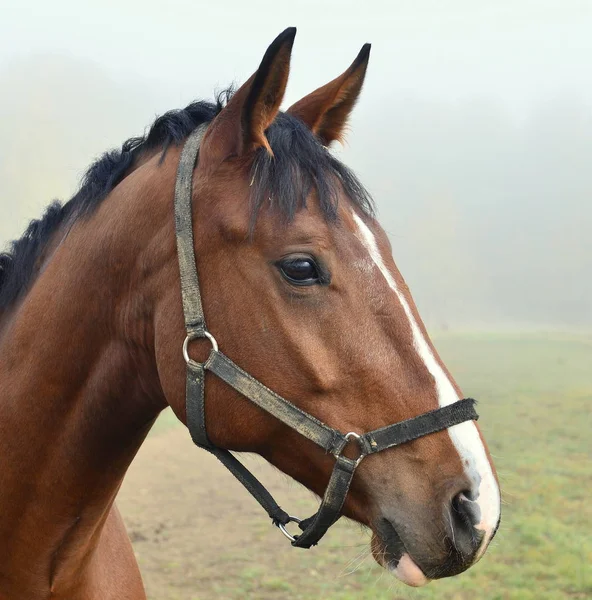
[0,159,169,595]
[0,144,163,335]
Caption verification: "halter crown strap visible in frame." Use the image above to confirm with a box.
[174,125,292,526]
[174,124,208,337]
[174,125,479,549]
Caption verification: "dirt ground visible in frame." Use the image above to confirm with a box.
[117,335,592,600]
[117,424,377,600]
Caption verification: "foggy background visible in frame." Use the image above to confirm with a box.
[1,0,590,330]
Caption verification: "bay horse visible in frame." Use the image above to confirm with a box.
[0,28,500,599]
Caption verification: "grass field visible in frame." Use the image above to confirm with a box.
[120,333,592,599]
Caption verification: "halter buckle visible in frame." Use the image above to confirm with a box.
[183,330,219,364]
[338,432,366,467]
[277,515,302,542]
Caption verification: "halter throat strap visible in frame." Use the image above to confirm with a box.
[173,125,479,549]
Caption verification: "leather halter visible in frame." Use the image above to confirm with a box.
[174,124,479,548]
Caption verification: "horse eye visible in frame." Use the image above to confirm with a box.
[278,256,321,286]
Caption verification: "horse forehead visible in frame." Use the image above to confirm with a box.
[340,207,393,273]
[255,201,341,248]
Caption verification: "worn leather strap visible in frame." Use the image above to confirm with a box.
[292,455,356,548]
[205,446,291,526]
[174,124,209,337]
[185,360,209,448]
[205,350,344,453]
[362,398,479,455]
[173,124,480,550]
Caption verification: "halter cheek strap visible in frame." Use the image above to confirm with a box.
[174,125,479,549]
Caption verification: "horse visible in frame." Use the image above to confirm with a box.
[0,28,500,599]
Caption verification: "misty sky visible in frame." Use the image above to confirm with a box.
[1,1,591,328]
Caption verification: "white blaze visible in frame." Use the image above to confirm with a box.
[352,211,500,558]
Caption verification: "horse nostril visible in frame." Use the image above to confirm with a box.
[460,487,478,501]
[451,490,481,530]
[445,489,483,564]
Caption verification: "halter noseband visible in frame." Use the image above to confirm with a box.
[174,125,478,548]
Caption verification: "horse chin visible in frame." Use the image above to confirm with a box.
[370,530,430,588]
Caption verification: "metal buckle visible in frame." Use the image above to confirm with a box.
[341,432,366,467]
[277,515,302,542]
[183,330,219,364]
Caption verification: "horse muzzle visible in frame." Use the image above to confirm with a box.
[370,487,500,585]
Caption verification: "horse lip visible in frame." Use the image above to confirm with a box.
[374,517,410,567]
[373,518,430,585]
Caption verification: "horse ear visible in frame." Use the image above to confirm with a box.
[287,44,370,146]
[199,27,296,172]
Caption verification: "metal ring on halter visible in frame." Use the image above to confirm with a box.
[344,431,366,467]
[277,516,303,542]
[183,331,219,364]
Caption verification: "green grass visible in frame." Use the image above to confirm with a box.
[152,332,592,599]
[388,332,592,600]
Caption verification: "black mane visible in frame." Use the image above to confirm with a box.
[0,92,373,311]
